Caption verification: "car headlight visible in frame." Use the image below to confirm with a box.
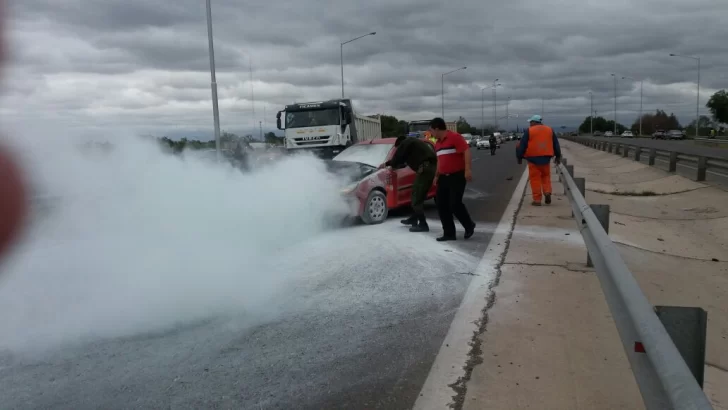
[340,183,358,194]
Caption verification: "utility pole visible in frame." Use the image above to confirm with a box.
[492,79,499,129]
[259,121,263,140]
[205,0,221,161]
[541,98,544,117]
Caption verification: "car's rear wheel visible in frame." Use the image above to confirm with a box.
[361,190,388,225]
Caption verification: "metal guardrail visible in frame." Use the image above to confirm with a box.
[564,136,728,180]
[556,162,713,410]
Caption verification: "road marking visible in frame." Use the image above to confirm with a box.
[413,166,529,410]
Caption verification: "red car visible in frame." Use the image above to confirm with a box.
[328,137,437,224]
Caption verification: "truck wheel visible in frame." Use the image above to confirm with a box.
[361,190,388,225]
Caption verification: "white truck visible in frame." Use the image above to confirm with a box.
[276,98,382,159]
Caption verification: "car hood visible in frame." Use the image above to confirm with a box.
[325,160,378,186]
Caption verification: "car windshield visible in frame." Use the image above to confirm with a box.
[332,143,394,167]
[286,108,340,128]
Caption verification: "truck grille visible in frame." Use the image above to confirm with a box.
[293,135,331,146]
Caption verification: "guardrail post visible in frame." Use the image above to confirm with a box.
[623,145,630,158]
[586,204,610,267]
[669,151,678,172]
[649,148,656,165]
[653,306,708,388]
[634,147,642,162]
[608,143,613,153]
[573,178,586,217]
[558,158,568,182]
[696,157,707,181]
[564,165,574,194]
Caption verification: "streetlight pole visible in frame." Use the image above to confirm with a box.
[610,73,617,135]
[480,87,486,137]
[670,53,701,138]
[588,91,593,135]
[622,76,643,136]
[506,96,510,132]
[541,98,544,117]
[205,0,221,161]
[441,66,467,119]
[492,79,500,130]
[340,32,376,98]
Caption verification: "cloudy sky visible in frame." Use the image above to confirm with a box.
[1,0,727,138]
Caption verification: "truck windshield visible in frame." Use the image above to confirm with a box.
[409,123,430,133]
[286,109,340,128]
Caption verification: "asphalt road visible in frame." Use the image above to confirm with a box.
[0,145,526,410]
[581,136,728,160]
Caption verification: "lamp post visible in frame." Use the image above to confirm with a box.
[480,87,487,137]
[492,79,501,130]
[506,96,511,132]
[622,76,643,136]
[340,32,376,98]
[441,66,467,118]
[610,73,617,135]
[541,98,544,117]
[670,53,701,138]
[205,0,221,161]
[588,91,593,135]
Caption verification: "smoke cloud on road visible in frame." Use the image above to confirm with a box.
[0,127,350,352]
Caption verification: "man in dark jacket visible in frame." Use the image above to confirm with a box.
[488,134,498,155]
[379,136,437,232]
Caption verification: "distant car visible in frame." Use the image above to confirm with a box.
[666,130,686,140]
[621,131,634,138]
[328,138,437,225]
[652,130,666,139]
[462,133,475,147]
[604,131,614,137]
[476,139,490,150]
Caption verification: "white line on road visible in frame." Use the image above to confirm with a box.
[413,167,529,410]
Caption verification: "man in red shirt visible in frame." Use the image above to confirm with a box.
[429,117,476,242]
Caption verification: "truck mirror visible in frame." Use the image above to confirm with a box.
[344,111,352,124]
[276,112,282,130]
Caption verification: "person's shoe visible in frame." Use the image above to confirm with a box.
[409,223,429,233]
[436,235,456,242]
[544,194,552,205]
[532,201,542,206]
[400,216,417,225]
[464,223,476,239]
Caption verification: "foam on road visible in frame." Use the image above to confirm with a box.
[0,129,485,409]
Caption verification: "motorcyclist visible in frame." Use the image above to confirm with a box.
[488,134,498,156]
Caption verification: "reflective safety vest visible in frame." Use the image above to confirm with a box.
[524,124,555,157]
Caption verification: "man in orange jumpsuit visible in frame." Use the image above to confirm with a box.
[516,115,562,206]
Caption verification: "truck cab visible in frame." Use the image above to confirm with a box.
[276,99,381,159]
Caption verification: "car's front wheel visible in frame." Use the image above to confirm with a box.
[361,190,388,225]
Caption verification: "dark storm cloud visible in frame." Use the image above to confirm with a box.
[2,0,728,135]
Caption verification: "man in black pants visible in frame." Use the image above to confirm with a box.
[489,134,498,156]
[429,118,476,242]
[379,136,437,232]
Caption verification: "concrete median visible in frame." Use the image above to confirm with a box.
[460,140,727,409]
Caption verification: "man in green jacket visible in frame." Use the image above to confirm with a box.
[379,136,437,232]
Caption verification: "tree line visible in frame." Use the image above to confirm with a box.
[578,89,728,136]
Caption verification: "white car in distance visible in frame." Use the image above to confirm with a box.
[476,138,491,150]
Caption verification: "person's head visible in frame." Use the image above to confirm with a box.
[428,117,448,140]
[528,114,543,127]
[394,135,407,147]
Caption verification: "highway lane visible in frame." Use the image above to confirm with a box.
[0,145,526,410]
[581,136,728,160]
